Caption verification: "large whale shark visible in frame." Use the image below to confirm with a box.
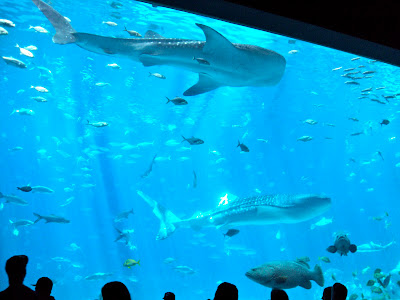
[137,191,331,240]
[31,0,286,96]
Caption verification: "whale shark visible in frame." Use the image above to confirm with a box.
[31,0,286,96]
[136,191,331,240]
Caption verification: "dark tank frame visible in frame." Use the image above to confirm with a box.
[139,0,400,67]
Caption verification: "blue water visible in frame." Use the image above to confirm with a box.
[1,1,400,300]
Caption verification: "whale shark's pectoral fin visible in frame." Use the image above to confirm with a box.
[139,54,162,67]
[183,73,220,96]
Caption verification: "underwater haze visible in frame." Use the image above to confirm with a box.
[1,1,400,300]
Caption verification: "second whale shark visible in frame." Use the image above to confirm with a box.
[137,191,331,240]
[31,0,286,96]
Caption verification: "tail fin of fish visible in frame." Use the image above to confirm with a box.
[166,97,170,104]
[237,140,241,147]
[32,0,76,44]
[137,190,181,240]
[312,264,324,287]
[181,135,187,143]
[33,213,43,224]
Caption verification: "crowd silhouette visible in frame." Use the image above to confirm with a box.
[0,255,349,300]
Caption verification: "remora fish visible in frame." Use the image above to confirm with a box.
[31,0,286,96]
[137,191,331,240]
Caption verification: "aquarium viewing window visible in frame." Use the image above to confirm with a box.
[0,1,399,300]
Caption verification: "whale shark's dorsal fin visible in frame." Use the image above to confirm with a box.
[183,73,221,96]
[144,30,165,39]
[196,23,235,55]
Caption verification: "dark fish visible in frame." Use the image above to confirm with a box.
[224,229,240,238]
[382,275,391,288]
[349,158,356,163]
[192,170,197,188]
[380,119,390,126]
[123,26,141,37]
[166,97,188,105]
[237,140,249,152]
[350,132,363,136]
[288,39,296,44]
[17,186,32,192]
[110,1,123,8]
[193,56,210,65]
[371,99,386,104]
[382,95,396,99]
[181,136,204,145]
[326,233,357,256]
[377,151,384,161]
[366,279,375,286]
[362,70,375,75]
[141,154,157,178]
[344,68,356,72]
[348,117,359,122]
[345,81,360,85]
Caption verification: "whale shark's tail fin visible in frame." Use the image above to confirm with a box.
[137,190,181,240]
[32,0,76,44]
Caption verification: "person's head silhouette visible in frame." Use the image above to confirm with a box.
[5,255,28,285]
[101,281,131,300]
[214,282,238,300]
[34,277,53,296]
[163,292,175,300]
[271,289,289,300]
[332,283,347,300]
[322,287,332,300]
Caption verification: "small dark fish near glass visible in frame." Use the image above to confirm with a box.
[237,140,249,152]
[380,119,390,126]
[193,56,210,65]
[350,132,363,136]
[166,97,187,105]
[224,229,240,238]
[181,136,204,145]
[17,186,32,192]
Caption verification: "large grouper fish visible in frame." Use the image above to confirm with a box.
[137,191,331,240]
[245,260,325,290]
[31,0,286,96]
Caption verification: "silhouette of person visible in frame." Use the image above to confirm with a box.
[331,283,347,300]
[101,281,131,300]
[34,277,55,300]
[322,287,332,300]
[163,292,175,300]
[271,289,289,300]
[0,255,37,300]
[213,282,238,300]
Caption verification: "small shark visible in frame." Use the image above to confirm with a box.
[137,191,331,240]
[31,0,286,96]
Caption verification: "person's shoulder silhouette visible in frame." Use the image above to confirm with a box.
[271,289,289,300]
[213,282,238,300]
[34,277,55,300]
[0,255,37,300]
[101,281,131,300]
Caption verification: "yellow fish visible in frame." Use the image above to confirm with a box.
[123,259,140,268]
